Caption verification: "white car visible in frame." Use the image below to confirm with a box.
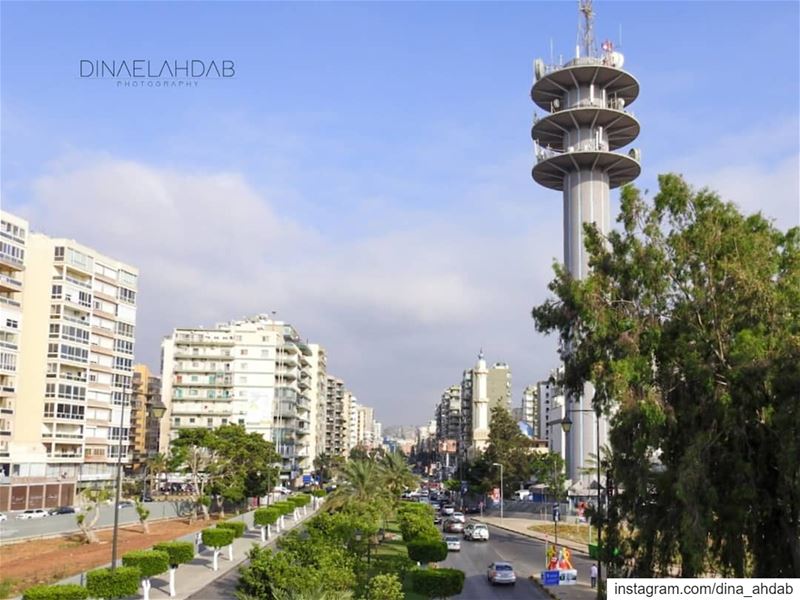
[470,524,490,541]
[17,508,48,519]
[441,505,455,516]
[445,536,461,552]
[451,511,465,523]
[0,512,7,522]
[487,561,517,585]
[272,485,291,495]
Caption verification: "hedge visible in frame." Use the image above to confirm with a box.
[152,541,195,567]
[201,527,235,548]
[216,520,246,538]
[271,501,294,515]
[408,568,465,599]
[122,550,169,578]
[406,539,448,564]
[86,566,141,599]
[287,495,307,507]
[311,489,326,498]
[399,513,439,542]
[254,507,280,526]
[22,584,89,600]
[365,573,403,600]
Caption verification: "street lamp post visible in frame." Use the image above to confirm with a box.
[561,409,602,600]
[492,462,503,520]
[111,391,165,570]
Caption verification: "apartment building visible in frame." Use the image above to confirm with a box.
[435,384,461,443]
[307,344,327,464]
[161,314,320,482]
[521,384,539,437]
[0,214,27,494]
[130,364,166,472]
[0,210,139,511]
[487,362,512,412]
[324,376,350,457]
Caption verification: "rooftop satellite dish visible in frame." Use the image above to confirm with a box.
[610,51,625,68]
[534,59,545,80]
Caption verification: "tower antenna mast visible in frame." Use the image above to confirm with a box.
[578,0,596,58]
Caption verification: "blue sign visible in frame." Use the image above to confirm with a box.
[302,475,312,484]
[541,570,560,586]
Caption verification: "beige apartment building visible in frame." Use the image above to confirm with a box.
[130,364,167,472]
[324,376,350,457]
[0,210,139,511]
[161,315,322,482]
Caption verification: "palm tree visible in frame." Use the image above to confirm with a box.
[326,459,386,510]
[380,451,417,501]
[145,453,168,496]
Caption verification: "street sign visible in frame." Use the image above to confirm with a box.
[559,569,578,585]
[541,570,560,586]
[302,475,312,484]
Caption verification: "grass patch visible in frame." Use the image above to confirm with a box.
[0,579,16,600]
[370,521,432,600]
[529,522,598,546]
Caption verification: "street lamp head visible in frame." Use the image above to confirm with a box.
[149,404,167,419]
[561,415,573,433]
[492,462,502,468]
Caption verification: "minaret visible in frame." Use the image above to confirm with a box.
[531,0,641,481]
[471,350,490,454]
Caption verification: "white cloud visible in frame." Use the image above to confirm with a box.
[20,156,561,424]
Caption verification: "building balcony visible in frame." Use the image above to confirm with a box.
[0,252,24,271]
[0,273,22,293]
[0,295,21,309]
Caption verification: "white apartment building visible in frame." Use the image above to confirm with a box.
[324,376,351,457]
[521,384,539,436]
[1,211,139,510]
[161,314,321,482]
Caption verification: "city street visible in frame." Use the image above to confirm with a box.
[0,501,189,542]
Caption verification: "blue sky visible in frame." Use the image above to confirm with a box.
[2,1,798,426]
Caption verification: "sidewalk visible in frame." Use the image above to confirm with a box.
[476,516,598,600]
[43,503,319,600]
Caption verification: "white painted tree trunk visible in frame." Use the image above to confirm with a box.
[213,549,220,571]
[227,543,233,561]
[141,578,151,600]
[168,567,176,597]
[303,505,307,516]
[260,525,266,542]
[267,524,271,539]
[294,508,299,520]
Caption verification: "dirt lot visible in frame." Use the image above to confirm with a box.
[0,517,220,597]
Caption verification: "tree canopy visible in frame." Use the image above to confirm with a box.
[532,174,799,577]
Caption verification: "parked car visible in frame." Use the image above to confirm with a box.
[441,505,455,516]
[273,485,292,495]
[49,506,76,515]
[17,509,48,519]
[445,535,461,552]
[469,524,490,541]
[451,511,465,523]
[433,514,443,525]
[117,500,135,509]
[464,506,481,515]
[513,489,531,501]
[487,561,517,586]
[0,512,6,522]
[443,519,464,534]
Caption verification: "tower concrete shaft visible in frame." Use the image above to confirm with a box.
[531,36,641,482]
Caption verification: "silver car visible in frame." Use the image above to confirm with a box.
[487,561,516,586]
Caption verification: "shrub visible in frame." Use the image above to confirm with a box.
[216,520,246,538]
[22,584,89,600]
[372,554,416,580]
[287,495,308,508]
[86,567,140,599]
[364,573,403,600]
[406,539,448,564]
[399,513,439,542]
[201,527,235,548]
[152,541,195,567]
[408,568,465,599]
[121,550,169,578]
[311,490,326,498]
[254,507,280,526]
[271,501,294,515]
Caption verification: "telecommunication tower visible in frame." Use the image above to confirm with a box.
[531,0,641,480]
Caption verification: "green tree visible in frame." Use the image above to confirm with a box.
[470,406,535,497]
[145,452,168,496]
[532,174,800,577]
[170,428,218,521]
[364,573,403,600]
[75,487,110,544]
[313,452,344,483]
[531,452,567,502]
[135,500,150,533]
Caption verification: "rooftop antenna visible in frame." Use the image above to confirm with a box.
[578,0,596,58]
[618,23,623,49]
[550,37,554,65]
